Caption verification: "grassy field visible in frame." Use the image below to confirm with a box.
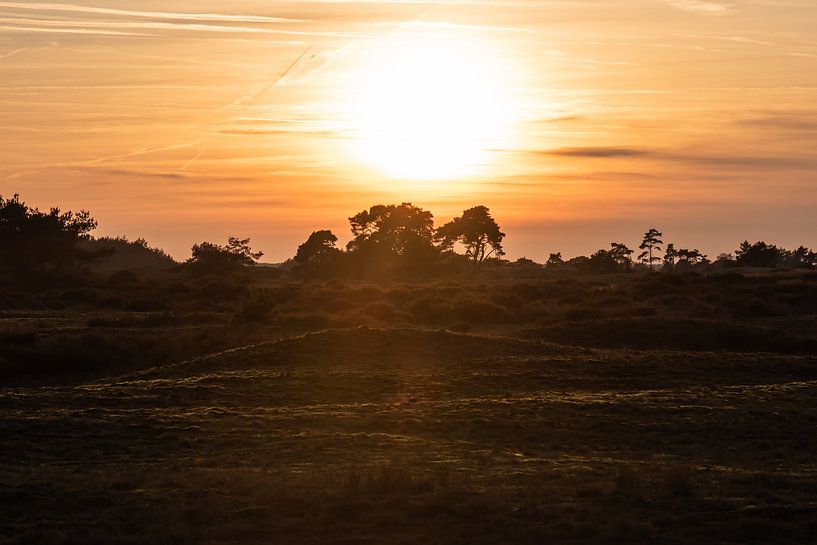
[2,271,817,544]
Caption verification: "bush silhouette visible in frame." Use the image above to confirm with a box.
[185,236,263,276]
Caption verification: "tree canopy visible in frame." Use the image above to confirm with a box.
[186,236,263,275]
[436,206,505,267]
[0,193,98,276]
[294,230,340,265]
[347,203,435,256]
[735,241,782,268]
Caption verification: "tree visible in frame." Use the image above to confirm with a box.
[609,242,634,270]
[638,228,663,270]
[735,241,782,268]
[663,243,678,269]
[569,248,624,274]
[784,246,817,269]
[546,252,564,268]
[347,203,436,262]
[294,230,340,265]
[676,248,708,268]
[186,236,263,275]
[714,252,736,268]
[435,206,505,268]
[0,193,98,276]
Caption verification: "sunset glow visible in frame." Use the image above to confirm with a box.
[1,1,816,260]
[342,32,516,180]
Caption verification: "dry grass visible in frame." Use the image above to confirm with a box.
[2,328,817,544]
[2,271,817,543]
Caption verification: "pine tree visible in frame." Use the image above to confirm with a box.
[638,228,663,270]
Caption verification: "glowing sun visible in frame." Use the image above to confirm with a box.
[343,32,516,181]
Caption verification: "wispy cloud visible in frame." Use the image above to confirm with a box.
[0,24,149,36]
[527,146,817,170]
[662,0,735,14]
[0,16,283,35]
[545,147,650,158]
[0,2,301,24]
[736,113,817,132]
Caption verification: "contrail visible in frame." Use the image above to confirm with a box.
[0,46,30,59]
[226,46,312,110]
[179,47,312,172]
[178,2,440,173]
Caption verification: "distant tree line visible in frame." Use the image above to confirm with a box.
[2,193,816,279]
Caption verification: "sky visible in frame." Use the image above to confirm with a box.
[1,0,816,262]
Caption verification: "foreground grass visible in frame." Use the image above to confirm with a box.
[2,328,816,544]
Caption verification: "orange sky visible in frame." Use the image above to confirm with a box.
[1,0,816,262]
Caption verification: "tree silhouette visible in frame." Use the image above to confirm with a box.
[546,252,564,267]
[186,236,263,275]
[638,228,663,270]
[294,230,340,265]
[348,203,435,258]
[663,243,678,269]
[569,245,632,274]
[676,248,708,267]
[735,241,782,268]
[609,242,634,270]
[789,246,817,268]
[0,193,98,276]
[436,206,505,268]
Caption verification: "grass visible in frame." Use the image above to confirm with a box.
[2,328,817,543]
[2,270,817,543]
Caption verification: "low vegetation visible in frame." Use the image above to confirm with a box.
[2,195,817,543]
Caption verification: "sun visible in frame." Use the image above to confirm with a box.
[342,32,516,181]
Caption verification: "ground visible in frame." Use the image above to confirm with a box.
[2,271,817,544]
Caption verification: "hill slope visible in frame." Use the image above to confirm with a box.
[2,328,817,544]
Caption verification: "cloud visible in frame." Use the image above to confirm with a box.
[545,147,650,158]
[220,128,344,139]
[0,2,301,24]
[737,113,817,132]
[524,146,817,169]
[662,0,735,14]
[0,24,150,37]
[0,16,285,36]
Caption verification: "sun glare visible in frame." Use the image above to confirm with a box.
[342,32,517,181]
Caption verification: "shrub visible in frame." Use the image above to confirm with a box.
[449,300,507,324]
[363,302,397,321]
[197,280,247,300]
[449,321,471,332]
[631,305,657,317]
[233,289,275,323]
[106,270,140,287]
[488,292,524,309]
[509,282,542,299]
[410,297,450,324]
[563,306,603,321]
[558,295,583,305]
[277,312,332,329]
